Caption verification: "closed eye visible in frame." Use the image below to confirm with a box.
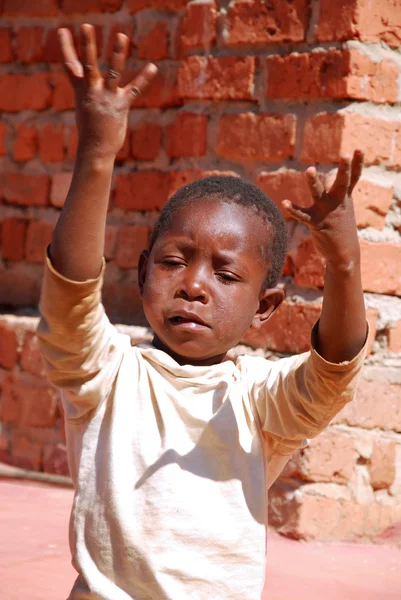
[161,258,186,267]
[216,272,240,284]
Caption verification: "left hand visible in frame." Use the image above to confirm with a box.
[282,150,364,272]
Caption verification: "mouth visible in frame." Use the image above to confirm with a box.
[168,312,210,329]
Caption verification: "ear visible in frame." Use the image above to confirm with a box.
[250,287,285,330]
[138,250,149,297]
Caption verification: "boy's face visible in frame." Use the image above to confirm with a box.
[139,201,284,365]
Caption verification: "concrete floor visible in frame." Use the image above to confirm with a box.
[1,478,400,600]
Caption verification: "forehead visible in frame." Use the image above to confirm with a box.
[157,201,270,257]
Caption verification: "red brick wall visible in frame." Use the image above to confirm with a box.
[1,0,401,542]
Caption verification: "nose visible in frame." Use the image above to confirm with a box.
[176,265,209,303]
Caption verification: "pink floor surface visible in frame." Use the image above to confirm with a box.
[1,478,400,600]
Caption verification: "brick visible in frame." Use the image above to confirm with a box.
[0,74,52,112]
[0,123,7,156]
[290,237,326,289]
[393,128,401,169]
[1,219,27,261]
[333,377,401,432]
[102,265,144,323]
[317,0,401,48]
[242,300,321,354]
[266,50,399,104]
[179,0,217,53]
[38,122,66,163]
[67,126,78,159]
[2,376,59,428]
[286,430,356,484]
[50,172,72,208]
[127,0,188,12]
[25,221,54,264]
[0,378,19,424]
[104,225,118,260]
[369,440,396,490]
[166,170,199,199]
[269,483,401,541]
[114,170,201,211]
[166,112,208,158]
[1,174,50,207]
[0,28,13,62]
[0,430,9,462]
[52,72,75,111]
[366,309,379,356]
[301,112,398,166]
[114,171,170,211]
[216,113,296,163]
[132,122,162,161]
[199,169,239,179]
[138,21,169,60]
[21,331,46,377]
[43,25,76,63]
[116,226,150,269]
[28,426,65,446]
[61,0,122,13]
[123,66,182,109]
[360,240,401,295]
[9,433,42,471]
[2,0,58,16]
[353,179,394,230]
[256,170,313,215]
[0,324,18,369]
[15,27,45,63]
[387,320,401,353]
[225,0,309,46]
[0,263,41,307]
[106,23,135,62]
[13,124,38,162]
[346,53,400,104]
[43,444,69,476]
[178,56,256,101]
[116,132,131,162]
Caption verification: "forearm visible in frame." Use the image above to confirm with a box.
[317,259,367,363]
[50,148,115,281]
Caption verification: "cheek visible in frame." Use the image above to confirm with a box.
[214,288,258,334]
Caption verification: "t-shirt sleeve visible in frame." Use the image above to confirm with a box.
[37,252,130,422]
[240,323,367,483]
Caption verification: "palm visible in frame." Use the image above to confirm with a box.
[283,151,364,268]
[58,25,157,156]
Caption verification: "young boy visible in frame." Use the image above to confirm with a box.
[38,24,368,600]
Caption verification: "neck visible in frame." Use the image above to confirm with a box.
[151,335,228,367]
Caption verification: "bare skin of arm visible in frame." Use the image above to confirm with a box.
[50,24,157,281]
[283,151,367,363]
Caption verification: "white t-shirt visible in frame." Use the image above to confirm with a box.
[37,257,366,600]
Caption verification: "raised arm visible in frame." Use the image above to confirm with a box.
[283,150,367,363]
[50,24,157,281]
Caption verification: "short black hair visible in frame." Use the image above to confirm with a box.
[149,175,288,289]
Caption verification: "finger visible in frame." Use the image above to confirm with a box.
[324,173,336,193]
[58,28,83,80]
[328,156,351,200]
[105,33,128,92]
[349,149,364,193]
[123,63,158,102]
[282,200,312,224]
[80,24,101,86]
[305,167,325,203]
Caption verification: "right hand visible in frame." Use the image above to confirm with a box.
[59,24,158,158]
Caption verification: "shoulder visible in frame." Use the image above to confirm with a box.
[236,352,310,384]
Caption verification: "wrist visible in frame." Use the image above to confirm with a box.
[326,253,361,276]
[76,144,116,171]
